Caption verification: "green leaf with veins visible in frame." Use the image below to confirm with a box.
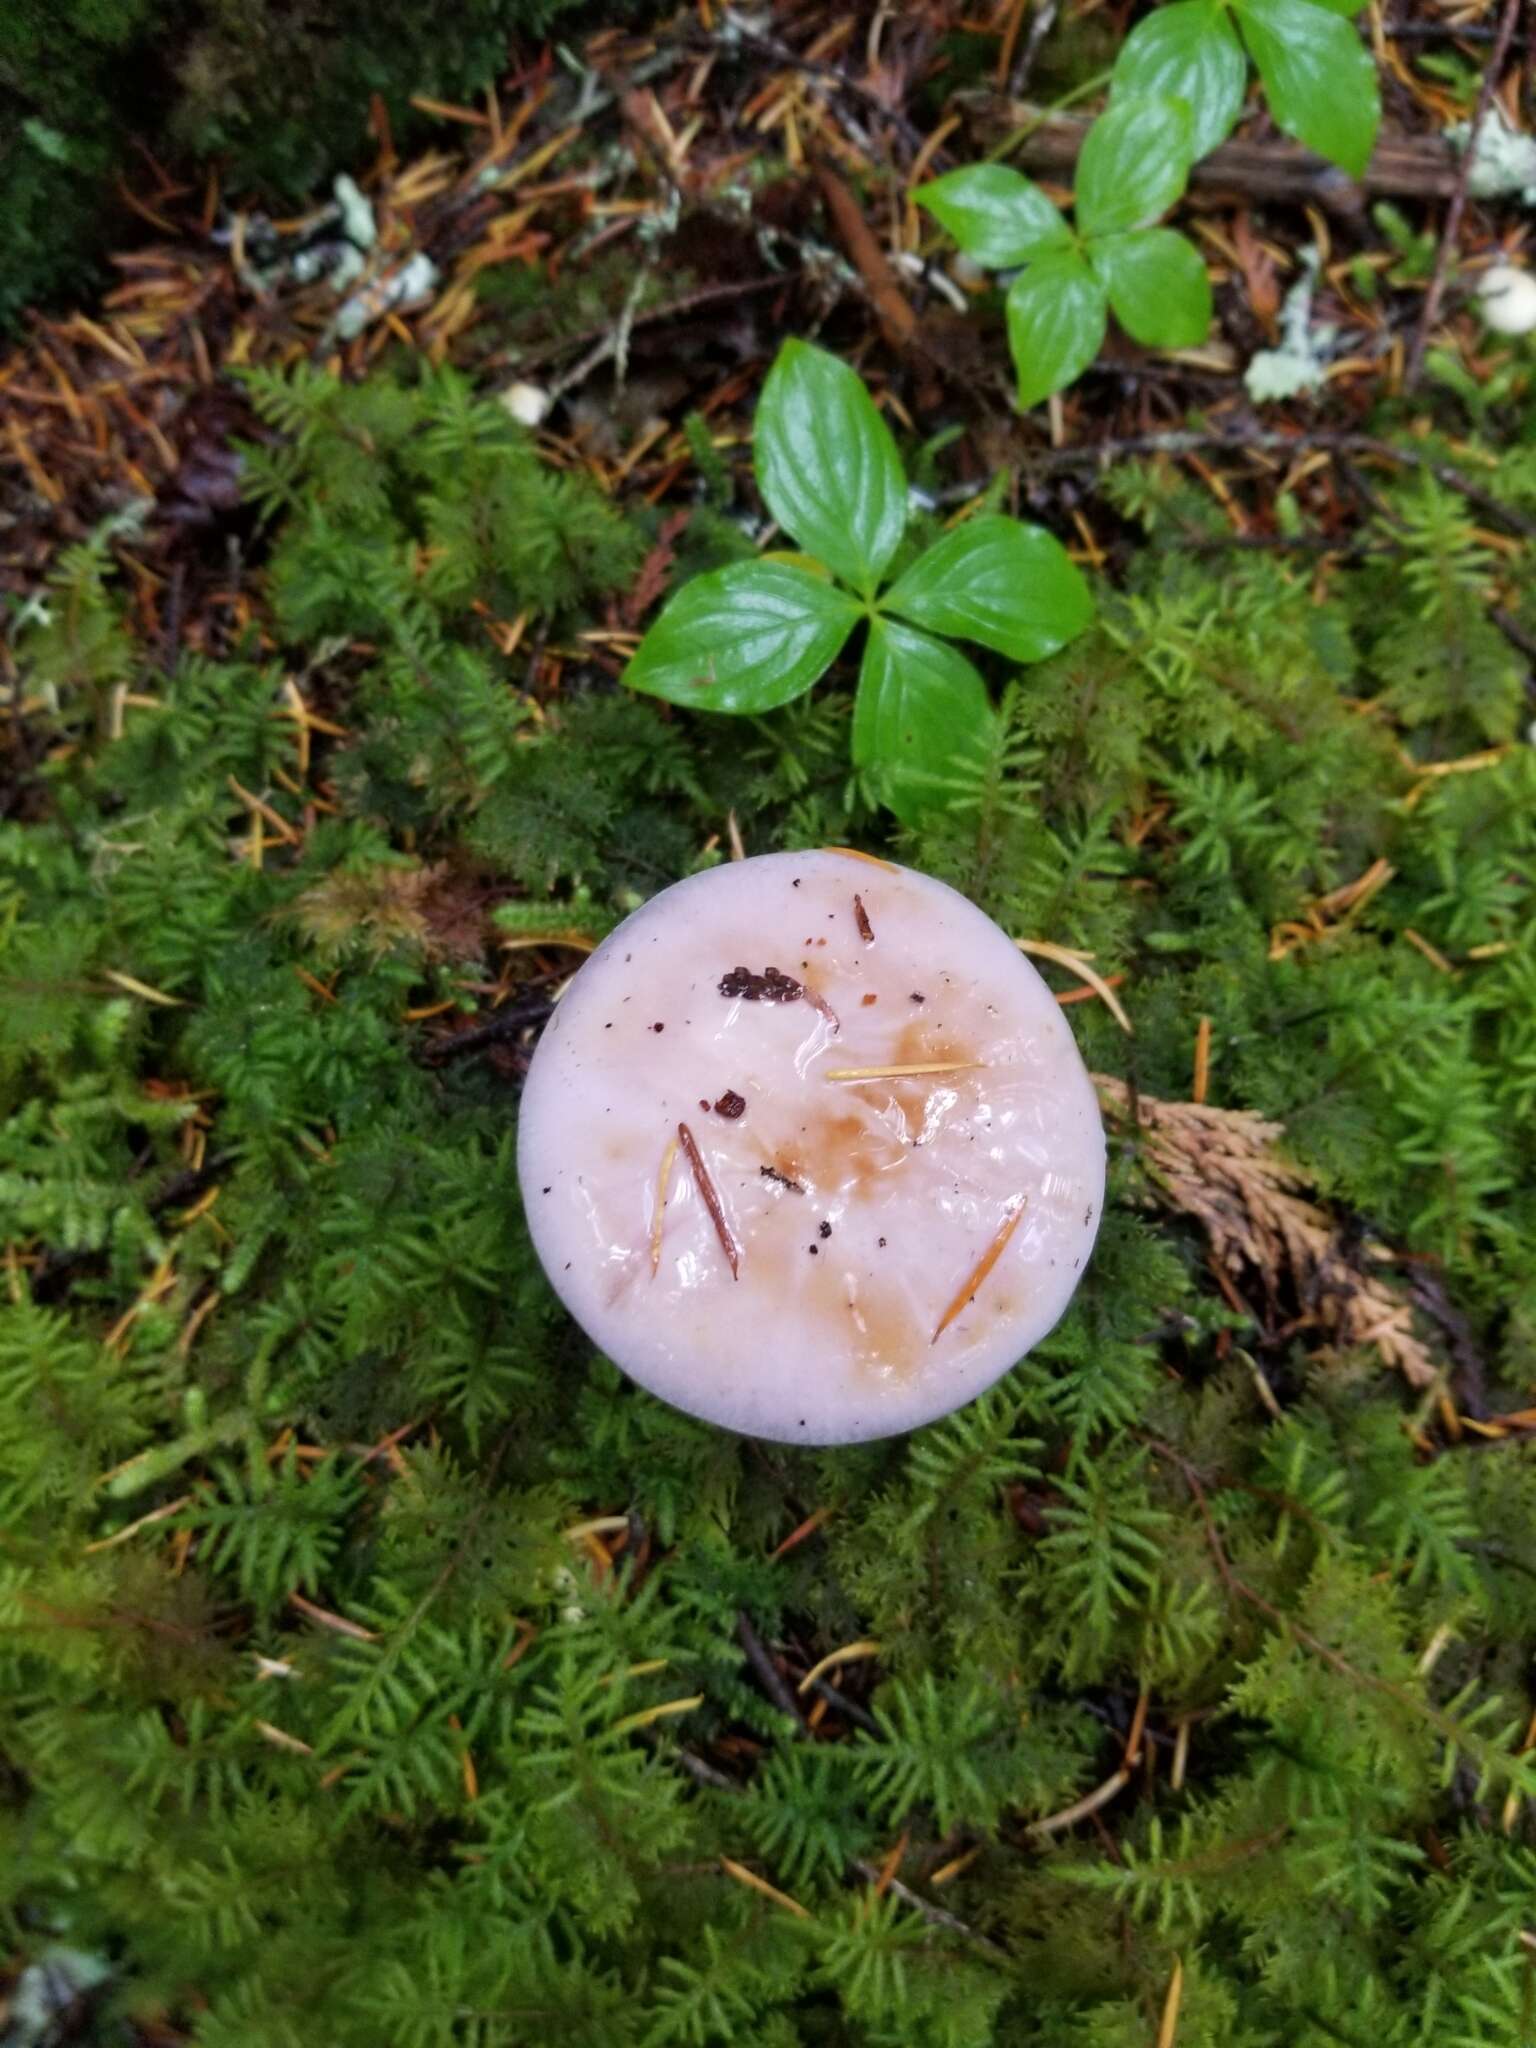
[1005,252,1109,409]
[1090,229,1213,349]
[1235,0,1380,175]
[914,164,1072,268]
[754,339,908,597]
[1110,0,1249,159]
[853,619,996,825]
[882,515,1093,664]
[624,560,861,714]
[1074,93,1195,236]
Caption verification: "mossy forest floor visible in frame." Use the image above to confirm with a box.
[3,5,1536,2044]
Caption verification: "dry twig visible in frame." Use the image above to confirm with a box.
[956,96,1464,213]
[1404,0,1525,390]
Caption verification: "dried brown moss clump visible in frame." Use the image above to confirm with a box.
[1099,1080,1435,1385]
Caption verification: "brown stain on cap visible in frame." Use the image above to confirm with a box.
[794,1252,920,1380]
[767,1111,907,1198]
[846,1281,918,1378]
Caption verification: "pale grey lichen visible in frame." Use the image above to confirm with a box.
[1244,249,1337,402]
[333,251,441,341]
[1446,102,1536,206]
[7,1947,112,2047]
[333,172,377,251]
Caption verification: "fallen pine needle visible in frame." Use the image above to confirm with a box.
[175,1184,221,1226]
[598,1658,670,1686]
[610,1694,703,1735]
[1401,745,1507,809]
[1402,927,1457,976]
[493,123,582,193]
[1244,1350,1284,1421]
[932,1197,1028,1345]
[102,969,184,1007]
[1272,859,1397,957]
[254,1719,315,1758]
[176,1291,219,1359]
[278,697,349,740]
[294,966,339,1005]
[720,1857,812,1920]
[409,93,490,126]
[1413,747,1509,777]
[651,1136,678,1276]
[825,1061,983,1081]
[820,845,898,871]
[1124,1686,1150,1767]
[1171,1716,1191,1792]
[1318,856,1395,917]
[996,0,1029,82]
[228,773,301,845]
[1016,939,1132,1034]
[563,1515,629,1540]
[906,112,961,201]
[289,1592,379,1642]
[929,1844,983,1887]
[1193,1015,1211,1105]
[1157,1957,1185,2048]
[797,1638,882,1694]
[1057,975,1125,1007]
[498,932,598,954]
[769,1504,835,1560]
[873,1829,909,1894]
[1027,1766,1132,1838]
[82,1493,192,1554]
[503,1620,539,1672]
[678,1120,741,1279]
[1417,1621,1457,1678]
[449,1713,479,1802]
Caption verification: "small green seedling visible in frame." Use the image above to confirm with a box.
[917,94,1211,410]
[623,339,1092,823]
[1111,0,1379,173]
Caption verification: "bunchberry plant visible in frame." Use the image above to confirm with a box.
[623,339,1092,822]
[1111,0,1380,173]
[918,95,1211,409]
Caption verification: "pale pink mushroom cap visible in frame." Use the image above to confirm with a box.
[518,850,1104,1443]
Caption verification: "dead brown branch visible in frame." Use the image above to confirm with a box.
[954,97,1463,215]
[1404,0,1525,389]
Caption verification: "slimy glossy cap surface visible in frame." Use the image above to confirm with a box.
[517,851,1104,1443]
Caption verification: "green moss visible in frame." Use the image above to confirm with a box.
[3,375,1536,2042]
